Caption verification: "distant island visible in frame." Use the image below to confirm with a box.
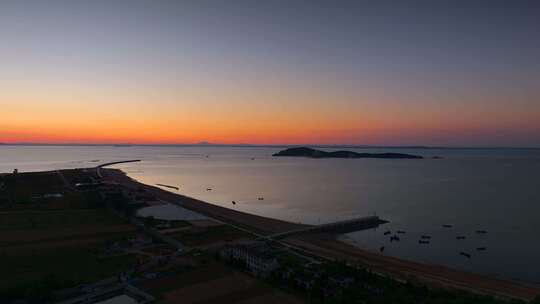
[273,147,423,159]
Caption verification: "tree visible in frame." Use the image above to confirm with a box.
[144,216,156,227]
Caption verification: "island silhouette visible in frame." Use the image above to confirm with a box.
[273,147,423,159]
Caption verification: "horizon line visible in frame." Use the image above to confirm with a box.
[1,142,539,150]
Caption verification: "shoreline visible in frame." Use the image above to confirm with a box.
[102,168,308,235]
[103,167,540,301]
[284,234,540,301]
[334,235,539,296]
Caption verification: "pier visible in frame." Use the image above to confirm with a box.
[268,216,388,240]
[96,160,141,178]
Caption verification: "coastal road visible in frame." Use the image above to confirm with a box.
[56,170,75,192]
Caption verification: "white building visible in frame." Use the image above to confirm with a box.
[221,241,279,277]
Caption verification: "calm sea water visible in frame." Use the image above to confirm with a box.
[1,145,539,283]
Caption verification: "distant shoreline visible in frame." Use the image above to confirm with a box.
[1,143,540,150]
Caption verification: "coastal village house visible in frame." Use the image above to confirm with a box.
[220,241,280,277]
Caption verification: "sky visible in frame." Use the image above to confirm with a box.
[1,0,539,147]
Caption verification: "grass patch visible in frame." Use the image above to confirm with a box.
[0,245,136,300]
[0,208,125,231]
[1,172,64,200]
[0,171,141,301]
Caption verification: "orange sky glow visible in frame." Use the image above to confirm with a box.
[1,1,540,147]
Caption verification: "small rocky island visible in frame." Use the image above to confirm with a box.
[273,147,423,159]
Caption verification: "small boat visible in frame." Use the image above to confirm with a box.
[383,231,391,235]
[397,230,406,234]
[456,236,466,240]
[232,201,236,205]
[418,240,430,244]
[421,235,431,239]
[476,247,487,251]
[442,224,453,228]
[390,236,400,242]
[460,252,472,258]
[379,246,385,253]
[476,230,487,234]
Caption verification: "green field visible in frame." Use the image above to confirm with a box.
[0,170,139,301]
[0,247,136,299]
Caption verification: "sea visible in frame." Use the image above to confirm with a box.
[1,145,539,284]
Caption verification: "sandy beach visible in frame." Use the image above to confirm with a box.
[103,168,307,235]
[104,168,540,301]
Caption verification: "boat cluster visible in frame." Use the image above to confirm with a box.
[380,225,489,259]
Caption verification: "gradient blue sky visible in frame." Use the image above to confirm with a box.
[1,0,539,146]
